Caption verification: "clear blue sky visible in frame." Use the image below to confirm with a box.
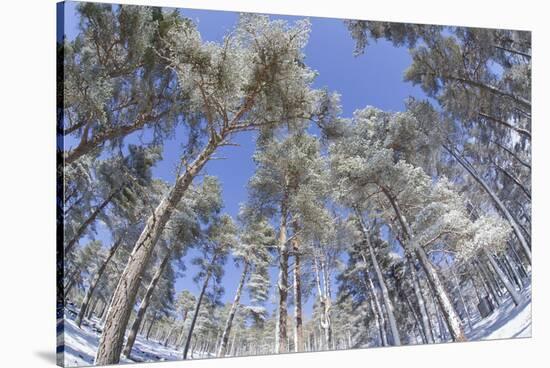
[62,1,425,318]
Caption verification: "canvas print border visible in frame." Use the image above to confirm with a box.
[57,1,532,366]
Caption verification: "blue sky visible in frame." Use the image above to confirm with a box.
[62,1,425,318]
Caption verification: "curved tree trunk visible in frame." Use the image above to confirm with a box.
[94,139,217,365]
[218,262,249,357]
[362,269,388,346]
[65,188,119,255]
[415,247,466,342]
[355,208,401,346]
[408,256,435,344]
[383,189,466,342]
[483,249,522,306]
[76,237,123,327]
[444,146,531,263]
[122,250,172,358]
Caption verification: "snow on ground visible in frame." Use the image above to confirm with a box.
[467,284,531,341]
[60,307,212,367]
[60,286,531,366]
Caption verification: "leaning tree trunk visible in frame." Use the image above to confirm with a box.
[446,260,473,330]
[383,190,466,342]
[146,312,158,341]
[122,250,172,358]
[475,259,501,305]
[483,249,522,306]
[444,146,531,263]
[415,247,466,342]
[362,270,388,346]
[76,237,123,328]
[275,194,289,354]
[94,139,217,365]
[408,255,435,344]
[291,221,304,353]
[218,262,249,357]
[355,209,401,346]
[65,188,119,255]
[176,309,189,348]
[86,296,100,320]
[183,256,216,360]
[163,325,178,347]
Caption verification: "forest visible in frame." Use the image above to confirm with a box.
[58,3,532,367]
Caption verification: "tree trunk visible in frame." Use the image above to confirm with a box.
[176,309,189,348]
[86,296,100,320]
[475,260,501,305]
[444,146,531,262]
[123,250,172,358]
[146,312,158,341]
[408,256,435,344]
[483,249,522,306]
[183,259,215,360]
[65,188,119,255]
[415,247,466,342]
[383,189,466,342]
[163,325,177,347]
[291,221,304,353]
[313,256,333,350]
[76,237,123,327]
[479,112,531,140]
[503,253,523,289]
[275,195,289,354]
[404,294,426,344]
[218,262,249,357]
[95,139,217,365]
[446,262,473,330]
[355,208,401,346]
[367,283,387,347]
[489,139,530,170]
[492,161,531,200]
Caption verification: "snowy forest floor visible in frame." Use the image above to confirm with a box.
[467,284,531,341]
[60,310,212,367]
[60,286,531,367]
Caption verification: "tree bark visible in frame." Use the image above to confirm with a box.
[492,161,531,200]
[446,262,473,330]
[415,247,466,341]
[146,312,158,341]
[163,324,178,347]
[218,262,249,357]
[76,237,123,327]
[122,250,172,358]
[444,146,531,263]
[503,253,523,289]
[275,194,289,354]
[479,112,531,140]
[483,249,522,306]
[94,139,218,365]
[64,110,168,165]
[291,221,304,353]
[65,189,119,255]
[408,256,435,344]
[364,277,387,347]
[176,309,189,348]
[355,209,401,346]
[383,189,466,342]
[490,139,531,170]
[183,256,216,360]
